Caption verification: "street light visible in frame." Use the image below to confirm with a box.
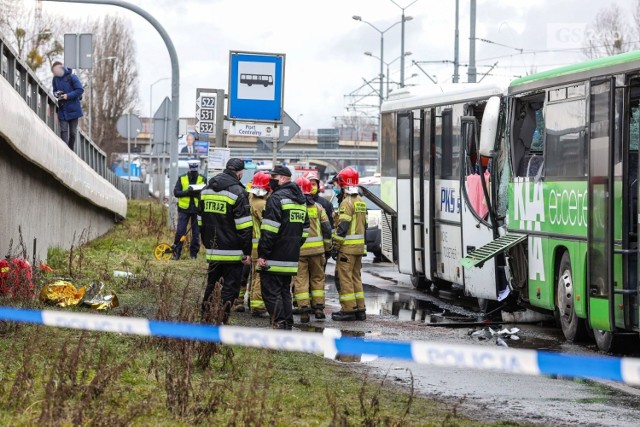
[364,51,412,98]
[352,15,403,114]
[390,0,418,87]
[89,56,117,140]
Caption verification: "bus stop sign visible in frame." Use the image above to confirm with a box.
[228,51,285,123]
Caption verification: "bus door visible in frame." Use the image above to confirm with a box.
[396,111,425,276]
[588,78,616,331]
[459,111,498,300]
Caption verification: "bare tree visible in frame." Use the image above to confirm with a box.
[84,15,139,157]
[0,0,64,80]
[583,3,633,59]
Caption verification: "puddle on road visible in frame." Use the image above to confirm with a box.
[296,325,379,363]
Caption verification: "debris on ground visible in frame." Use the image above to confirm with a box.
[39,280,86,307]
[82,281,119,310]
[469,326,520,347]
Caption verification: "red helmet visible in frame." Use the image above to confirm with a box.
[252,171,271,190]
[336,166,359,187]
[295,176,312,195]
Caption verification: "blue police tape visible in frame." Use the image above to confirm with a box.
[1,305,640,385]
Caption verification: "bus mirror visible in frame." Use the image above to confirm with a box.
[479,96,501,158]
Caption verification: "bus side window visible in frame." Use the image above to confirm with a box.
[512,95,545,178]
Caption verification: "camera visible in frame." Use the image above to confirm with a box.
[54,91,66,104]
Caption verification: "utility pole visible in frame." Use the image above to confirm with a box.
[390,0,417,88]
[468,0,477,83]
[453,0,460,83]
[379,33,384,111]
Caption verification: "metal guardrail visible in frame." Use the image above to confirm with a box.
[231,147,378,161]
[0,33,148,200]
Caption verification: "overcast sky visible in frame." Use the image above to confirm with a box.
[37,0,636,130]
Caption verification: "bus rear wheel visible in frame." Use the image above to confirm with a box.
[593,330,639,353]
[556,252,588,342]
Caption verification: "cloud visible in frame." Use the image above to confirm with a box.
[36,0,630,129]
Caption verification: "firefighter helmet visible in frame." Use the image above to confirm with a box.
[336,166,359,187]
[251,171,271,191]
[295,176,312,195]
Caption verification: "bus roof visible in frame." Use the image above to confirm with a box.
[509,50,640,93]
[381,82,507,113]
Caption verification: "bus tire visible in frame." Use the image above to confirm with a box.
[411,275,428,290]
[593,330,638,353]
[556,252,588,342]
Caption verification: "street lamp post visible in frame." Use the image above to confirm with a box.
[89,56,116,140]
[390,0,418,87]
[352,16,403,112]
[364,51,412,99]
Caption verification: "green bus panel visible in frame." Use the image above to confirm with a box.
[590,298,611,331]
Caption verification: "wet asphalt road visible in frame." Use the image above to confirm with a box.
[232,256,640,426]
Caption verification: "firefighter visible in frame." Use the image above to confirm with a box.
[199,158,252,321]
[257,165,309,329]
[248,171,271,316]
[293,176,332,322]
[172,161,205,260]
[306,171,334,263]
[331,167,367,321]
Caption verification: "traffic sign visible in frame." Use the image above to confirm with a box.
[195,121,215,134]
[258,111,300,150]
[116,113,142,139]
[227,121,277,138]
[228,51,285,123]
[195,91,217,136]
[152,97,172,149]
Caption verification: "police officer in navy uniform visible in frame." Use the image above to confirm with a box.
[172,161,205,259]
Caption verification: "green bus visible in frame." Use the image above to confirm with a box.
[381,51,640,352]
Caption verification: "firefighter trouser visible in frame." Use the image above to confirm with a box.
[260,272,293,326]
[250,259,265,311]
[234,264,251,307]
[202,262,243,314]
[293,254,326,311]
[335,253,365,312]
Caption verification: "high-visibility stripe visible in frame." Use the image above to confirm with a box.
[235,220,253,230]
[303,228,310,234]
[201,189,238,205]
[205,248,243,262]
[302,232,309,239]
[250,300,265,309]
[238,289,246,297]
[295,292,310,301]
[339,293,356,302]
[264,259,299,274]
[252,238,259,249]
[345,234,364,240]
[235,216,251,226]
[355,292,365,300]
[311,290,325,297]
[343,239,365,245]
[282,203,306,210]
[268,260,299,267]
[265,266,298,273]
[334,235,344,242]
[339,214,352,221]
[302,241,324,248]
[262,224,279,233]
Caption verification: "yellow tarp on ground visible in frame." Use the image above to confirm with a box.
[39,281,86,307]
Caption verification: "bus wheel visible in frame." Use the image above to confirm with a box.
[593,330,640,353]
[411,275,428,290]
[556,252,588,342]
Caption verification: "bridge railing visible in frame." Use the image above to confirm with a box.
[0,33,147,199]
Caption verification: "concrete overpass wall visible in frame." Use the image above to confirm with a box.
[0,76,127,261]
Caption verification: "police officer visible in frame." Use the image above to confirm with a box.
[257,165,310,329]
[293,177,332,322]
[172,161,205,260]
[331,167,367,321]
[200,158,252,320]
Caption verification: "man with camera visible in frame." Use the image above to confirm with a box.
[51,61,84,150]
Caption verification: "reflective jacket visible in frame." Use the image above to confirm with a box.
[335,193,367,255]
[198,170,252,262]
[300,196,332,257]
[174,173,205,212]
[258,182,310,275]
[249,193,267,259]
[313,193,335,229]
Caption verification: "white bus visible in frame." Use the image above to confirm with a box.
[380,83,507,303]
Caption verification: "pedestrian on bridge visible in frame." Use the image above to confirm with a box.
[172,161,205,260]
[51,61,84,150]
[200,158,252,322]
